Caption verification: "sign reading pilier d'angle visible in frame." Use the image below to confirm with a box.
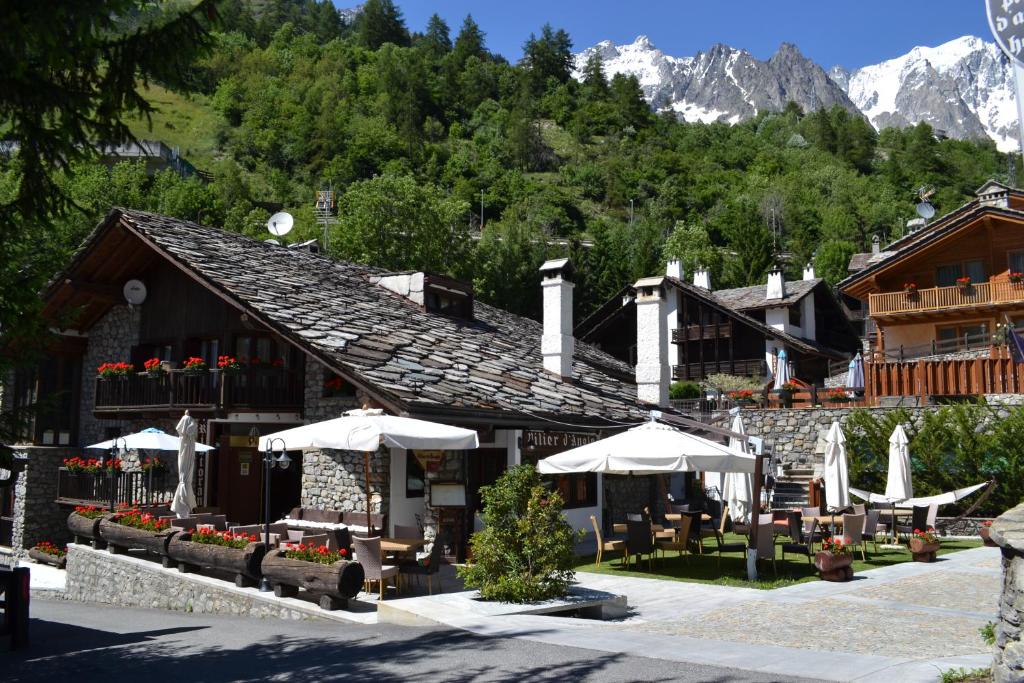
[988,0,1024,154]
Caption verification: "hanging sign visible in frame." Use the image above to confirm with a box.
[413,450,444,473]
[988,1,1024,66]
[522,430,599,453]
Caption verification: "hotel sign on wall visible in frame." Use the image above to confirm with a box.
[522,430,599,453]
[988,0,1024,155]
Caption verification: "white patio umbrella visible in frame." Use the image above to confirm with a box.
[259,409,479,530]
[87,427,215,453]
[885,425,913,502]
[823,421,850,513]
[773,349,790,389]
[850,481,988,508]
[536,421,756,475]
[171,412,199,519]
[846,353,864,391]
[722,415,754,525]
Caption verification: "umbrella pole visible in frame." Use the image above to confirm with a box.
[364,451,372,535]
[747,450,764,581]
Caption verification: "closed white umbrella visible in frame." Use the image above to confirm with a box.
[537,421,756,475]
[846,353,864,391]
[723,415,754,525]
[260,409,479,530]
[823,421,850,512]
[171,412,199,519]
[885,425,913,502]
[773,349,790,390]
[87,427,215,453]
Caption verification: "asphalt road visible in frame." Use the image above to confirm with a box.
[7,599,808,683]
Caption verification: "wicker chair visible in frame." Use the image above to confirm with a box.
[625,519,654,571]
[859,509,882,554]
[895,505,931,544]
[781,514,817,565]
[398,538,443,594]
[712,528,746,569]
[655,514,692,563]
[841,513,866,560]
[754,522,776,577]
[591,514,625,567]
[352,536,399,600]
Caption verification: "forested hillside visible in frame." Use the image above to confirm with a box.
[19,0,1015,322]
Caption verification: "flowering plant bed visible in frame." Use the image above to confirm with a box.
[779,382,800,393]
[167,531,267,587]
[97,361,133,379]
[216,355,242,373]
[283,543,349,564]
[260,548,364,610]
[979,520,996,547]
[100,511,178,565]
[182,356,208,374]
[29,541,68,568]
[824,388,851,403]
[64,456,99,473]
[68,507,110,549]
[727,389,755,405]
[815,536,854,581]
[909,528,940,561]
[143,357,166,377]
[140,456,165,472]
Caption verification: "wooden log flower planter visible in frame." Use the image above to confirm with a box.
[68,506,110,549]
[99,509,178,567]
[909,528,941,562]
[980,520,997,547]
[167,529,268,587]
[28,542,67,569]
[260,546,364,610]
[814,537,854,582]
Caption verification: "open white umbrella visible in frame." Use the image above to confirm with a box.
[773,349,790,389]
[846,353,864,391]
[171,412,199,519]
[260,409,479,530]
[537,421,755,475]
[823,421,850,512]
[850,481,988,508]
[87,427,215,453]
[722,416,754,525]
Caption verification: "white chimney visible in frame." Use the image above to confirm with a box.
[802,262,815,281]
[540,258,574,379]
[692,266,710,290]
[666,259,683,280]
[634,276,669,407]
[871,234,881,254]
[766,268,786,300]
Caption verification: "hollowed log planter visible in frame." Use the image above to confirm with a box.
[68,511,109,549]
[815,552,853,582]
[28,548,66,569]
[167,534,267,587]
[260,549,365,610]
[99,518,179,567]
[909,538,940,562]
[979,527,997,548]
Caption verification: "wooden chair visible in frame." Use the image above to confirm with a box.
[590,514,625,567]
[841,513,866,561]
[655,514,692,563]
[352,536,399,600]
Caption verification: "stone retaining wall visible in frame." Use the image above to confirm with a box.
[990,502,1024,682]
[64,544,317,620]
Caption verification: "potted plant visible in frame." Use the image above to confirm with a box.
[1010,272,1024,285]
[825,388,851,404]
[778,381,799,408]
[216,355,242,374]
[100,507,178,564]
[97,361,133,380]
[956,276,972,291]
[727,389,755,406]
[815,535,854,581]
[167,528,268,587]
[261,543,363,609]
[979,520,996,547]
[903,282,918,295]
[143,357,166,378]
[28,541,67,569]
[140,456,165,473]
[67,504,110,548]
[909,527,941,562]
[181,356,208,375]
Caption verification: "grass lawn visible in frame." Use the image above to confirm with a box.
[574,533,983,590]
[125,84,223,169]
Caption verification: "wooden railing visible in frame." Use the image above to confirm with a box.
[869,279,1024,316]
[672,358,766,381]
[865,356,1024,400]
[94,368,303,413]
[672,322,732,342]
[56,468,168,508]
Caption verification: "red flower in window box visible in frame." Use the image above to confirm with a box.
[217,355,242,372]
[956,276,972,287]
[1010,272,1024,285]
[182,357,208,374]
[903,282,917,294]
[97,361,133,379]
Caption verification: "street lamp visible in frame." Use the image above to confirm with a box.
[107,436,126,512]
[259,437,291,592]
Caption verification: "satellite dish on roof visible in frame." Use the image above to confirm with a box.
[916,201,935,219]
[267,212,294,237]
[123,279,147,306]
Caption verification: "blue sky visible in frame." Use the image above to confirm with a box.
[390,1,992,69]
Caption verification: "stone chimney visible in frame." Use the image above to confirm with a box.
[871,234,881,254]
[634,276,669,407]
[692,266,710,290]
[539,258,574,379]
[802,262,815,280]
[766,268,786,300]
[666,259,683,280]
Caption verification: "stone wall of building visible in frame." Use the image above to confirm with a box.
[990,502,1024,682]
[78,305,141,447]
[303,358,361,423]
[300,447,389,522]
[9,447,76,556]
[421,452,465,548]
[64,544,317,620]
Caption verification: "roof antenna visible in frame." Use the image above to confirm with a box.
[314,185,337,251]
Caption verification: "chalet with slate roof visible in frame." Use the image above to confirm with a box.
[0,209,652,558]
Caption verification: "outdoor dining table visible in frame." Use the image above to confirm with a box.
[379,537,426,554]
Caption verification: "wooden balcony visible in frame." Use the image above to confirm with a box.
[672,322,732,343]
[94,368,303,415]
[869,279,1024,318]
[672,358,766,381]
[865,355,1024,401]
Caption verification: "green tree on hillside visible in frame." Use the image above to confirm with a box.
[355,0,409,49]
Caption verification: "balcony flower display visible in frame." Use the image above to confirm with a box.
[727,389,755,405]
[825,388,851,403]
[182,356,208,375]
[903,282,917,294]
[248,356,286,369]
[141,456,166,472]
[97,361,133,379]
[779,381,800,394]
[1010,271,1024,285]
[956,276,972,289]
[143,357,166,377]
[217,355,242,373]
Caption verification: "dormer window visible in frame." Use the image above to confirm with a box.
[424,274,473,320]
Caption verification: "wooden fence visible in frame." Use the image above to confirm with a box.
[865,356,1024,401]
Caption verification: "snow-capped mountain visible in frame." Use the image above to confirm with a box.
[574,37,859,125]
[574,35,1019,152]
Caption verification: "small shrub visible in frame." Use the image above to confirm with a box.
[669,381,701,400]
[939,666,991,683]
[980,621,996,646]
[458,465,581,603]
[701,373,763,394]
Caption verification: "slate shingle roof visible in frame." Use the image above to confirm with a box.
[712,278,819,311]
[112,210,647,425]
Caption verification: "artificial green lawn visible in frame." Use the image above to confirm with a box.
[574,533,983,590]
